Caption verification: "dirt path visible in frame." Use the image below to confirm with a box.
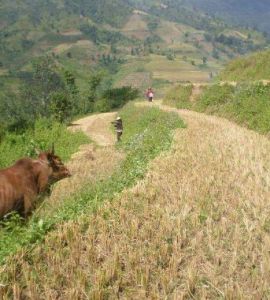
[190,83,203,102]
[36,112,123,217]
[69,112,117,146]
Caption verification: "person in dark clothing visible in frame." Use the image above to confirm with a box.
[111,116,123,142]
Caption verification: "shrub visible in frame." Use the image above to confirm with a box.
[194,83,270,134]
[50,91,73,123]
[195,84,235,113]
[164,84,193,109]
[100,86,139,111]
[228,83,270,133]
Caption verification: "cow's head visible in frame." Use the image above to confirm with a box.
[38,145,71,182]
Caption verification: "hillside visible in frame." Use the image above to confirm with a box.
[163,50,270,134]
[130,0,270,35]
[219,50,270,81]
[182,0,270,35]
[2,2,270,296]
[0,0,132,71]
[0,0,269,98]
[2,102,270,297]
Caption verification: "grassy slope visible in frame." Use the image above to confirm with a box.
[196,83,270,133]
[2,103,270,297]
[219,50,270,81]
[164,83,270,134]
[0,103,184,269]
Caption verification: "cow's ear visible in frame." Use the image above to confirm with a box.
[46,152,54,163]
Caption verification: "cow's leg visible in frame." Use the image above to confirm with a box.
[23,194,35,217]
[37,172,49,193]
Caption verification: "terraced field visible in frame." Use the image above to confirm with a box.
[145,55,211,83]
[122,13,149,40]
[116,72,151,90]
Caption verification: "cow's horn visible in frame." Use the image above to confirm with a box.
[35,148,41,156]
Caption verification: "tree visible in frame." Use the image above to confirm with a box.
[28,56,65,116]
[212,48,220,59]
[131,48,136,56]
[64,70,78,96]
[147,21,159,32]
[202,56,208,65]
[111,44,117,54]
[166,53,174,61]
[0,91,33,131]
[50,92,72,123]
[87,72,104,112]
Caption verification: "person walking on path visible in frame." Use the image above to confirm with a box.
[146,87,154,102]
[111,116,123,142]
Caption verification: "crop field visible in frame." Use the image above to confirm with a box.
[116,72,151,91]
[156,21,184,43]
[152,70,210,82]
[122,13,150,40]
[144,55,212,83]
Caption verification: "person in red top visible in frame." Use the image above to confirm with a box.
[146,87,154,102]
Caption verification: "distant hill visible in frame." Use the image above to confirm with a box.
[177,0,270,35]
[219,50,270,81]
[130,0,270,35]
[0,0,269,98]
[0,0,132,68]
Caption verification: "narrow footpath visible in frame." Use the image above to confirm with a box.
[36,112,123,217]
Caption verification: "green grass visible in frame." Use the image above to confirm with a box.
[0,103,184,265]
[194,84,235,113]
[164,82,270,134]
[0,118,89,168]
[219,50,270,81]
[164,84,193,109]
[224,83,270,133]
[194,83,270,133]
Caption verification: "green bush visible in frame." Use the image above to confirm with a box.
[195,83,270,133]
[164,84,193,109]
[219,50,270,81]
[94,98,111,112]
[194,84,235,113]
[227,83,270,133]
[0,119,89,168]
[102,86,139,110]
[164,82,270,134]
[50,91,73,123]
[91,86,139,113]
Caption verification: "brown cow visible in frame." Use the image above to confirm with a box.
[0,148,71,218]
